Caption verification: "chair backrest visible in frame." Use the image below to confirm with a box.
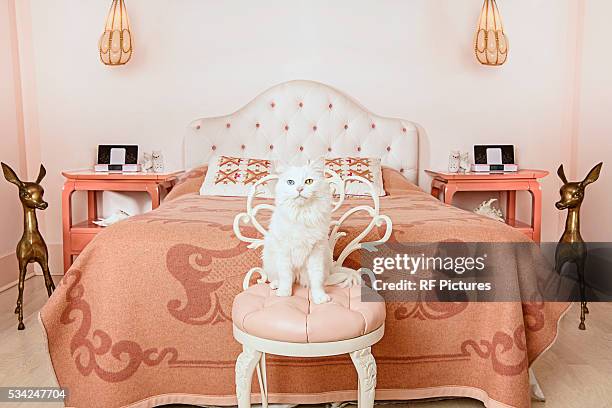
[233,170,392,290]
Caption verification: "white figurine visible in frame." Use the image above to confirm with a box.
[93,210,131,227]
[152,150,164,173]
[142,152,154,173]
[448,150,460,173]
[459,152,470,173]
[474,198,504,222]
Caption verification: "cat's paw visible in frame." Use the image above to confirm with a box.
[276,287,292,297]
[269,280,279,289]
[312,292,331,304]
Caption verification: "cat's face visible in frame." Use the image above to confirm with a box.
[275,160,327,205]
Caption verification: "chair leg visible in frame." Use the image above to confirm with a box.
[256,352,268,408]
[350,347,377,408]
[235,345,262,408]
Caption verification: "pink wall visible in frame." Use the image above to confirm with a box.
[3,0,609,277]
[0,0,28,288]
[573,0,612,242]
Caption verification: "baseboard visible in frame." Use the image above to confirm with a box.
[0,272,36,293]
[0,252,36,293]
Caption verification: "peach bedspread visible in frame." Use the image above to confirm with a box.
[40,168,568,408]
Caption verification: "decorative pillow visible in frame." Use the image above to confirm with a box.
[325,157,385,196]
[166,165,207,201]
[199,156,274,197]
[199,155,385,198]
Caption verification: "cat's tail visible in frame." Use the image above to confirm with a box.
[326,266,363,288]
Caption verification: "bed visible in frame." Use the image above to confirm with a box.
[40,80,568,408]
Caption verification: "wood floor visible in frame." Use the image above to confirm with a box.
[1,276,611,408]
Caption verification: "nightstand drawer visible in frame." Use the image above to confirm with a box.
[69,221,103,253]
[70,232,96,253]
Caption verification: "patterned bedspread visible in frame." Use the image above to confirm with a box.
[40,167,568,408]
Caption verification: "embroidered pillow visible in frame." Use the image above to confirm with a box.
[325,157,385,196]
[199,156,274,197]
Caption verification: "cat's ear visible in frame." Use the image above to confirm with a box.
[272,160,288,174]
[308,157,325,174]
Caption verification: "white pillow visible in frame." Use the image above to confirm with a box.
[199,156,274,198]
[325,157,385,196]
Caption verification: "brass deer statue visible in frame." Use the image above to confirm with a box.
[555,162,603,330]
[2,162,55,330]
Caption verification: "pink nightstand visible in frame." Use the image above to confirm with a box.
[425,169,549,242]
[61,170,183,272]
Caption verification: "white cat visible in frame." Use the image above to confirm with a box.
[263,159,333,304]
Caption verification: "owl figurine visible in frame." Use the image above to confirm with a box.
[152,151,164,173]
[459,152,470,173]
[448,150,460,173]
[142,152,154,173]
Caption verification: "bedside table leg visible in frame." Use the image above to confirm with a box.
[431,185,440,200]
[62,181,76,273]
[506,190,516,221]
[87,191,97,222]
[528,181,543,243]
[146,184,161,209]
[443,184,458,205]
[430,179,445,200]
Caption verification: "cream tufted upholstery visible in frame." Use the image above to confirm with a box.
[184,80,419,182]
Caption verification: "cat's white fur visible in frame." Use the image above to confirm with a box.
[263,159,333,304]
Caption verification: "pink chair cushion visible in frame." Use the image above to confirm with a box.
[232,284,386,343]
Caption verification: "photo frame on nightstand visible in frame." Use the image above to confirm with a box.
[95,145,139,172]
[472,145,517,172]
[97,145,138,165]
[474,145,515,165]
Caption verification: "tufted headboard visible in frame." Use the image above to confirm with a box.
[184,80,419,182]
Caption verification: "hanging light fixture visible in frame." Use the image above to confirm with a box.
[99,0,133,66]
[474,0,508,66]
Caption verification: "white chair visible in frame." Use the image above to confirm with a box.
[232,171,392,408]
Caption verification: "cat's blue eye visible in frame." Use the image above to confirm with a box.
[287,180,295,185]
